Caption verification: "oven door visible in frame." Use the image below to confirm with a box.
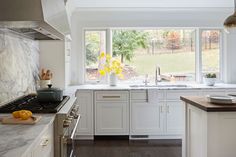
[61,114,81,157]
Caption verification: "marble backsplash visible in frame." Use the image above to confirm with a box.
[0,32,39,104]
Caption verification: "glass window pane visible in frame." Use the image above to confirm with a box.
[112,29,196,84]
[201,30,220,78]
[85,31,106,82]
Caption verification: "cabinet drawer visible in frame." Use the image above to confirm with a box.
[131,90,147,101]
[95,91,128,101]
[202,90,226,96]
[32,123,54,157]
[166,90,198,100]
[131,90,165,102]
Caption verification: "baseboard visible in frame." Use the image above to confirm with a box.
[75,135,94,140]
[94,135,129,140]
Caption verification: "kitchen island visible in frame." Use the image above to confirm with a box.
[0,114,55,157]
[181,96,236,157]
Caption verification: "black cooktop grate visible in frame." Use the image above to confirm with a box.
[0,94,70,113]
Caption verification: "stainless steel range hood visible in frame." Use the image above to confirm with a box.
[0,0,70,40]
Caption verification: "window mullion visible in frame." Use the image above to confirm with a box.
[195,28,202,83]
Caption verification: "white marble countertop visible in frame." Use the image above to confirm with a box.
[65,83,236,92]
[0,114,55,157]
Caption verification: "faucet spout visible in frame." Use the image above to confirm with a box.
[155,65,161,85]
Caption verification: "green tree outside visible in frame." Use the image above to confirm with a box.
[112,30,148,63]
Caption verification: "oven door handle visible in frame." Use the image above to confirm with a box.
[70,114,81,140]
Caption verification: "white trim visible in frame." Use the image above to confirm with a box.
[195,28,202,83]
[219,29,224,82]
[74,7,233,12]
[199,28,223,82]
[83,29,110,84]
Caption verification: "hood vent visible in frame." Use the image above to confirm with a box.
[0,0,70,40]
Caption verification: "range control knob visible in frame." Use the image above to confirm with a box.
[68,115,74,119]
[74,113,80,119]
[63,120,71,128]
[66,117,73,121]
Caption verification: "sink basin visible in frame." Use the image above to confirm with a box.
[130,84,189,88]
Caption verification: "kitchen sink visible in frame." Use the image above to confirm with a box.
[129,84,189,88]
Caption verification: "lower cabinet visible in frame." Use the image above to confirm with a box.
[131,101,164,135]
[76,91,93,136]
[95,91,129,135]
[166,101,185,135]
[95,102,129,135]
[130,90,198,138]
[24,122,54,157]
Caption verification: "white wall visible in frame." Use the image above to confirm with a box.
[39,41,66,89]
[75,0,233,8]
[224,29,236,84]
[70,8,233,84]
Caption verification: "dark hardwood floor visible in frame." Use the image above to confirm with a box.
[74,139,181,157]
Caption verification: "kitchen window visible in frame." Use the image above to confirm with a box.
[84,28,223,84]
[85,30,106,83]
[201,30,221,79]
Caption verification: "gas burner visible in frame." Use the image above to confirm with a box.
[0,95,70,113]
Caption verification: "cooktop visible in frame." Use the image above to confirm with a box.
[0,94,70,113]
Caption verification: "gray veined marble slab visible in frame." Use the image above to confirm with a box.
[0,114,55,157]
[0,33,39,104]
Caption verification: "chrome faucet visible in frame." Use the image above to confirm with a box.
[143,74,149,86]
[155,65,161,85]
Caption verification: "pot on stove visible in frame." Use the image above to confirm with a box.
[37,84,63,102]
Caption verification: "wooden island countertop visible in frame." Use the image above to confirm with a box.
[180,96,236,112]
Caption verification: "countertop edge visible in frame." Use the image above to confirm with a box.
[180,96,236,112]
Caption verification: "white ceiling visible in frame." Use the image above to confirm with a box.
[75,0,233,8]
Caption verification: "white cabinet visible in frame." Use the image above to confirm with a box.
[32,122,54,157]
[166,101,184,134]
[130,90,198,138]
[76,91,93,137]
[95,91,129,135]
[201,90,226,96]
[131,101,164,135]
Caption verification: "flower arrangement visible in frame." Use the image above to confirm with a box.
[98,52,124,79]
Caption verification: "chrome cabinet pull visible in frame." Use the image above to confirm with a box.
[167,105,170,113]
[160,106,163,113]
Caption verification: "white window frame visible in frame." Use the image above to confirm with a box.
[83,28,112,84]
[198,28,224,83]
[83,27,224,84]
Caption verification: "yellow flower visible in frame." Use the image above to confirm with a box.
[104,66,111,73]
[99,69,106,76]
[115,68,122,75]
[106,54,111,61]
[118,73,124,79]
[99,52,105,59]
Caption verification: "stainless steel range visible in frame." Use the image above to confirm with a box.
[0,94,80,157]
[54,97,80,157]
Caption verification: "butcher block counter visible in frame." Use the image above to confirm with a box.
[181,96,236,157]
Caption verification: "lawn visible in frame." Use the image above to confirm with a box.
[125,49,219,76]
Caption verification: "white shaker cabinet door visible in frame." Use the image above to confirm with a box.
[131,102,164,135]
[95,101,129,135]
[76,91,94,136]
[166,101,185,135]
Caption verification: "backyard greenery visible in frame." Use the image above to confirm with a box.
[112,30,148,63]
[85,29,220,81]
[125,49,219,76]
